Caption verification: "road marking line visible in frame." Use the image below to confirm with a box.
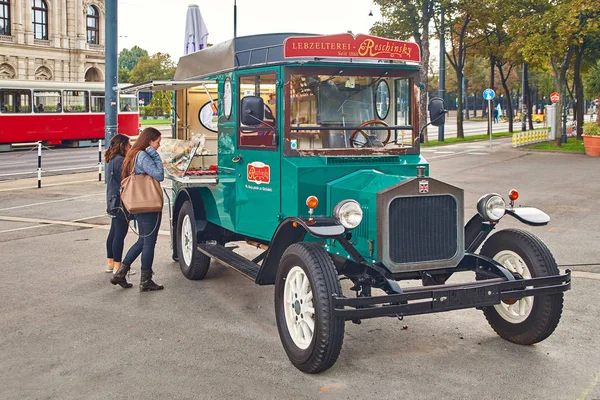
[428,149,475,159]
[434,151,456,154]
[577,371,600,400]
[467,152,489,155]
[0,193,103,211]
[0,223,55,234]
[571,271,600,281]
[0,178,99,192]
[0,215,170,236]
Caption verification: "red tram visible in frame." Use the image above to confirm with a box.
[0,80,139,148]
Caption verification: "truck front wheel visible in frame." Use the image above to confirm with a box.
[479,229,564,345]
[176,201,210,280]
[274,242,344,373]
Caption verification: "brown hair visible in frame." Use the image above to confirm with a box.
[104,134,130,163]
[121,127,162,179]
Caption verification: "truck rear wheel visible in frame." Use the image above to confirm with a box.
[479,229,563,345]
[176,201,210,280]
[274,242,344,373]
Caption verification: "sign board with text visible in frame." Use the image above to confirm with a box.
[283,34,421,63]
[550,92,560,103]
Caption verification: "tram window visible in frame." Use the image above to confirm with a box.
[63,90,89,113]
[238,73,277,149]
[119,95,138,112]
[33,90,62,113]
[0,89,32,113]
[90,91,105,113]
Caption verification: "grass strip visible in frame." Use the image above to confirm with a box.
[525,137,585,153]
[140,119,172,126]
[422,131,514,147]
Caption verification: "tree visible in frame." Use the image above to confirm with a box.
[370,0,436,141]
[440,0,484,138]
[584,60,600,126]
[118,68,131,84]
[128,53,176,84]
[507,0,600,145]
[118,46,149,71]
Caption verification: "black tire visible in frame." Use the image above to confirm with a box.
[274,242,345,373]
[479,228,563,345]
[176,201,210,280]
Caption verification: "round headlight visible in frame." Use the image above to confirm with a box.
[477,193,506,221]
[333,200,363,229]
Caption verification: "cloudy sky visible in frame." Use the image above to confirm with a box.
[118,0,382,62]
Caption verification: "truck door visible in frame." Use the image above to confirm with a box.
[233,70,281,240]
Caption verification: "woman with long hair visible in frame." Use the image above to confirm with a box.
[110,127,165,291]
[104,134,134,277]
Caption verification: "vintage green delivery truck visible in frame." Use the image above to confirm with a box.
[125,33,570,373]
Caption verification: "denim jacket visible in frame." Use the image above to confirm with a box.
[106,155,124,209]
[134,147,164,182]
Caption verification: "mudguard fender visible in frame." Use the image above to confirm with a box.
[256,217,345,285]
[505,206,550,226]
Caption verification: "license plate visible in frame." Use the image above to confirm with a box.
[433,286,500,311]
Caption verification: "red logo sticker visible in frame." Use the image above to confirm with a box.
[247,162,270,185]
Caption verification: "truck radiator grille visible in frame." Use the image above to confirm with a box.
[388,195,458,264]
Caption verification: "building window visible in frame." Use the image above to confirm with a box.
[86,5,99,44]
[32,0,48,40]
[0,0,10,36]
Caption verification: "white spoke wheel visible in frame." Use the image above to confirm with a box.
[493,250,534,323]
[479,229,564,345]
[274,242,344,373]
[176,201,210,280]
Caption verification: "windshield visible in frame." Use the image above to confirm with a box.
[286,68,415,155]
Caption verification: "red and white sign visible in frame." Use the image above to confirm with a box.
[283,33,421,63]
[550,92,560,103]
[247,162,270,185]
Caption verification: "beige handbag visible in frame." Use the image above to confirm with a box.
[120,153,164,214]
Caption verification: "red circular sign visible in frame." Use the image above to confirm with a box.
[550,92,560,103]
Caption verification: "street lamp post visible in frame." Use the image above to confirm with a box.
[438,4,445,142]
[104,0,118,147]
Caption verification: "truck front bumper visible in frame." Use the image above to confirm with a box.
[333,270,571,321]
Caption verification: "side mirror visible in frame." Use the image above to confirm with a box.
[428,97,446,127]
[240,96,265,126]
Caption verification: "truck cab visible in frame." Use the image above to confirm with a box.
[124,33,570,374]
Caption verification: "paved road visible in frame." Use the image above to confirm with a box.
[0,125,172,181]
[0,141,598,399]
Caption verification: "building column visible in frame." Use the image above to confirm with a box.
[75,0,85,49]
[24,0,33,44]
[27,57,35,79]
[53,0,61,47]
[13,0,25,44]
[61,0,67,47]
[17,56,26,79]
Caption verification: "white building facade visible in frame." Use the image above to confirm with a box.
[0,0,105,82]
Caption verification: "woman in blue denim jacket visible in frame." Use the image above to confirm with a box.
[110,127,165,291]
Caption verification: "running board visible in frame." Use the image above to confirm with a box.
[197,242,260,281]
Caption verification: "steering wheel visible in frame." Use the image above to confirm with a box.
[349,120,392,148]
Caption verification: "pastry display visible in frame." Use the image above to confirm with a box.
[160,133,217,180]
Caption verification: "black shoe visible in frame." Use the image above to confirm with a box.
[140,270,164,292]
[110,264,133,288]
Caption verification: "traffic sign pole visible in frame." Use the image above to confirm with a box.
[488,99,492,149]
[483,88,495,149]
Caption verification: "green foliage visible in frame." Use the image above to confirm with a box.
[118,68,131,83]
[583,122,600,136]
[118,46,149,71]
[128,53,176,84]
[584,60,600,98]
